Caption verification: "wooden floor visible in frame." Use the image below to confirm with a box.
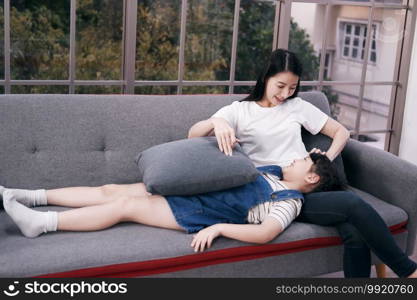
[317,240,417,278]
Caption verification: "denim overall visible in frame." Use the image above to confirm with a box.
[165,165,304,233]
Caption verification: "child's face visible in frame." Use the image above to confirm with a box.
[282,156,315,182]
[263,71,299,106]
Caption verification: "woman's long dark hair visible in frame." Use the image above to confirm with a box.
[241,49,303,102]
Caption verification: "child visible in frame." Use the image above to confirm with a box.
[2,152,342,252]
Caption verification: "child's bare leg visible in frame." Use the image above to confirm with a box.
[4,190,182,238]
[46,183,150,207]
[58,195,183,232]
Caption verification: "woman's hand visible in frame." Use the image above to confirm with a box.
[309,148,328,158]
[210,118,240,156]
[319,118,350,162]
[191,224,222,252]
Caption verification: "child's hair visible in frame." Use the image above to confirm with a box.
[309,153,346,193]
[241,49,303,102]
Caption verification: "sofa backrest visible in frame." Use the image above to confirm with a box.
[0,91,344,189]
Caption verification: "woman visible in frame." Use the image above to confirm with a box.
[187,49,417,278]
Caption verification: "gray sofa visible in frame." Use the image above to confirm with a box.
[0,92,416,278]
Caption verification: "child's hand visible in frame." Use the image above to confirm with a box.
[191,224,222,252]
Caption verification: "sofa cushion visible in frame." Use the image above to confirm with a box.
[135,136,260,196]
[0,94,244,190]
[0,186,407,277]
[0,93,342,190]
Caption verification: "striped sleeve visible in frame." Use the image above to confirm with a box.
[267,198,303,230]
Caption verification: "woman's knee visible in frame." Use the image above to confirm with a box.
[337,223,368,248]
[302,191,368,218]
[342,193,373,215]
[329,191,369,212]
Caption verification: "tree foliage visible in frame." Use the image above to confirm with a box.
[0,0,339,117]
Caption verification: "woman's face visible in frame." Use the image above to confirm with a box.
[261,71,299,107]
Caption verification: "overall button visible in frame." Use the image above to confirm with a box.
[271,194,277,199]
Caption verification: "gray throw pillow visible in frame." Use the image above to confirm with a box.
[134,136,260,196]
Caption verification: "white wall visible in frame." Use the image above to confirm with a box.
[399,24,417,165]
[291,3,317,40]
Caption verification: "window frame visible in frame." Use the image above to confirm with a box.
[0,0,415,155]
[338,18,379,65]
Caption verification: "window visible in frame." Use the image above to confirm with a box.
[319,50,334,79]
[341,21,377,63]
[0,0,414,154]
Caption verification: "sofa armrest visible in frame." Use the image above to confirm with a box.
[342,139,417,254]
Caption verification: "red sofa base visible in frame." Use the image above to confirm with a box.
[34,221,407,278]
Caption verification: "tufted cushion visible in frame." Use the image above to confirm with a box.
[0,92,346,191]
[0,94,244,190]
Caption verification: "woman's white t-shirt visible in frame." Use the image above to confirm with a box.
[211,97,329,167]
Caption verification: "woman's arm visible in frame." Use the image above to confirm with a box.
[187,119,216,138]
[319,118,350,161]
[190,217,282,252]
[188,117,240,156]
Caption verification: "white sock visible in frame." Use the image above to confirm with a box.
[3,187,47,207]
[3,190,57,238]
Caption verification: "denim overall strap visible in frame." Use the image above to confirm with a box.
[256,165,304,203]
[271,189,304,203]
[256,165,283,178]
